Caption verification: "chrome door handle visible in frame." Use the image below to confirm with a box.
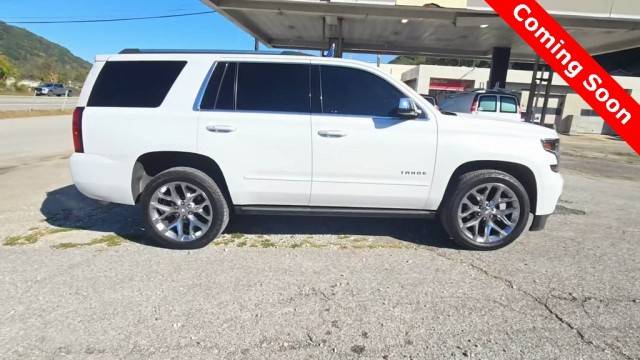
[206,125,236,133]
[317,130,346,138]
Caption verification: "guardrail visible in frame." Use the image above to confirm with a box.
[0,92,79,111]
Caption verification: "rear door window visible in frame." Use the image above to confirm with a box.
[215,62,237,111]
[200,62,227,110]
[500,96,518,113]
[477,95,497,112]
[88,61,186,108]
[236,62,310,113]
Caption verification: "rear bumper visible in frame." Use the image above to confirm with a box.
[70,153,135,205]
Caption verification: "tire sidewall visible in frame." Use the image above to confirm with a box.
[443,173,530,251]
[141,169,228,249]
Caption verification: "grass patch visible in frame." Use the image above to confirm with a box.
[258,239,277,248]
[296,239,328,249]
[51,234,123,250]
[3,227,73,246]
[0,109,73,120]
[215,236,237,246]
[210,234,411,250]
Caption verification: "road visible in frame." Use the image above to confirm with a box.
[1,115,639,359]
[0,95,78,111]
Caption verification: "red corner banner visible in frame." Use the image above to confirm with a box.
[485,0,640,155]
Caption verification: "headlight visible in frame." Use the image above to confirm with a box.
[541,138,560,172]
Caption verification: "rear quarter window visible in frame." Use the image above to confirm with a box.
[87,61,186,108]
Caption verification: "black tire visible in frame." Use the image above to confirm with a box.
[440,170,530,251]
[141,167,229,249]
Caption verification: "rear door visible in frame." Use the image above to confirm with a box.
[498,95,522,121]
[474,94,499,120]
[197,60,312,206]
[309,64,437,209]
[475,95,522,121]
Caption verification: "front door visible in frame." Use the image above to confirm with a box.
[197,60,312,206]
[310,65,437,209]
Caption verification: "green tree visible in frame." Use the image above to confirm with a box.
[0,54,18,82]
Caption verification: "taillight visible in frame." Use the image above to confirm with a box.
[72,107,84,153]
[470,98,478,113]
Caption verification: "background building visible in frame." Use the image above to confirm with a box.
[378,63,640,135]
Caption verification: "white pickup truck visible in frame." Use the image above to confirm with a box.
[70,50,563,250]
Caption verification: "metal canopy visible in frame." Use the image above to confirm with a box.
[201,0,640,61]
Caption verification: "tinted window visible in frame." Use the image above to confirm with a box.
[216,62,236,110]
[310,65,322,114]
[88,61,186,107]
[200,62,226,110]
[500,96,518,113]
[320,66,404,117]
[236,63,309,113]
[477,95,497,112]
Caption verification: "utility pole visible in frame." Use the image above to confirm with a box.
[254,38,259,51]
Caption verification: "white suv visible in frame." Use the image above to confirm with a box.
[70,50,563,250]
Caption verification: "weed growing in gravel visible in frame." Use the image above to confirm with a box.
[52,234,123,250]
[212,234,411,250]
[3,227,73,246]
[215,236,237,246]
[258,239,276,248]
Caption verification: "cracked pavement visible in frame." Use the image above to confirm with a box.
[1,116,639,359]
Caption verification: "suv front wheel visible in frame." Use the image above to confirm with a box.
[141,167,229,249]
[440,170,530,250]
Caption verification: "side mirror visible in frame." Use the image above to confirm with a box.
[396,98,419,119]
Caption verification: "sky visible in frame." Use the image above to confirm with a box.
[1,0,393,64]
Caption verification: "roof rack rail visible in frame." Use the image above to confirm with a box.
[467,88,520,94]
[118,48,314,56]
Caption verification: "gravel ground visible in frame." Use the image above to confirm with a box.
[1,117,639,359]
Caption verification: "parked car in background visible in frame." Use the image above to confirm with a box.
[34,83,72,96]
[70,50,562,251]
[439,89,523,121]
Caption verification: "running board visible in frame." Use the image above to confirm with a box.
[234,206,436,219]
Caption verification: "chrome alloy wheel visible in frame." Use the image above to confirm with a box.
[457,183,521,244]
[148,182,213,242]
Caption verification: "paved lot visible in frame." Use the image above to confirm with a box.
[1,115,639,359]
[0,95,78,111]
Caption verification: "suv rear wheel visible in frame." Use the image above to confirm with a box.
[440,170,530,250]
[141,167,229,249]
